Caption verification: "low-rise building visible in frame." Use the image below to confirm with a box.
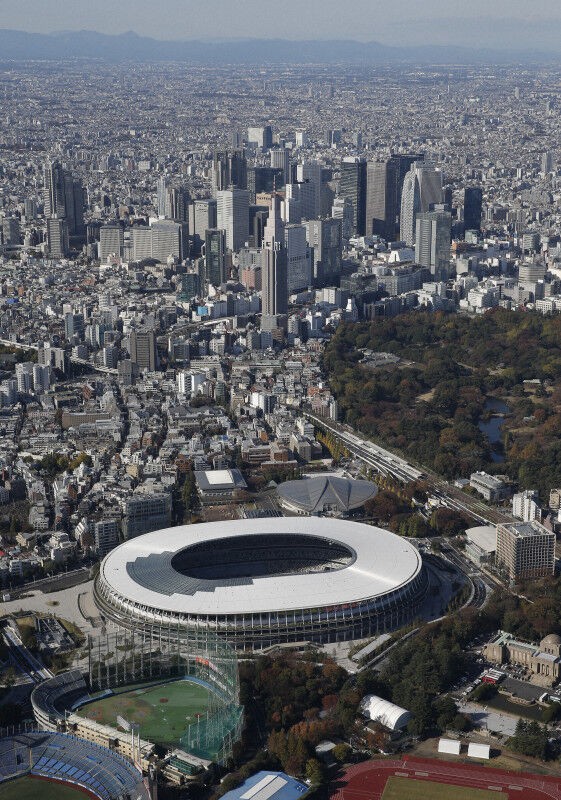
[484,631,561,687]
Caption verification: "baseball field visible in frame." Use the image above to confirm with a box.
[76,679,211,749]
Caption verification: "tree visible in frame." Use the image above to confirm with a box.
[305,758,325,786]
[332,743,352,763]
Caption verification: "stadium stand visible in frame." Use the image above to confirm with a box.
[0,731,150,800]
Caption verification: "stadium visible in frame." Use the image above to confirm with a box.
[0,730,150,800]
[31,627,243,773]
[94,517,427,649]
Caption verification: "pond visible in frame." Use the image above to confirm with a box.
[478,398,510,463]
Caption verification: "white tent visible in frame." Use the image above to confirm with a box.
[468,742,490,760]
[360,695,411,731]
[438,738,461,755]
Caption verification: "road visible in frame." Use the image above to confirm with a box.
[2,621,52,683]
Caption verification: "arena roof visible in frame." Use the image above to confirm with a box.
[277,476,377,513]
[99,518,422,616]
[221,772,308,800]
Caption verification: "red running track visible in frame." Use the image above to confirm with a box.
[330,757,561,800]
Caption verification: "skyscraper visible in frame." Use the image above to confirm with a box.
[261,195,288,317]
[285,224,311,293]
[211,150,247,196]
[156,176,168,217]
[463,187,483,233]
[151,220,188,263]
[339,158,367,236]
[44,159,84,236]
[270,147,291,185]
[400,162,444,245]
[306,218,342,286]
[366,154,419,240]
[415,210,451,280]
[247,125,273,150]
[46,217,69,259]
[217,188,249,252]
[296,161,322,219]
[205,228,227,287]
[99,223,124,262]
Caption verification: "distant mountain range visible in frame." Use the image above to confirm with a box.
[0,28,557,64]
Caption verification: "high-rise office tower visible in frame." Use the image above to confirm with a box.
[46,217,69,259]
[205,229,227,287]
[163,186,190,222]
[247,167,285,202]
[285,224,311,293]
[296,161,322,219]
[339,158,367,236]
[541,151,554,175]
[191,198,217,253]
[331,197,354,240]
[306,218,342,287]
[99,223,124,262]
[270,147,291,185]
[131,226,153,261]
[247,125,273,150]
[216,188,249,252]
[157,176,168,217]
[463,187,483,233]
[129,328,158,372]
[2,217,20,246]
[44,159,84,236]
[366,155,419,240]
[151,220,188,263]
[262,195,288,317]
[44,159,66,218]
[400,162,444,245]
[415,210,452,280]
[283,182,315,223]
[211,150,247,196]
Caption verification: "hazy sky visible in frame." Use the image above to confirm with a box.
[1,0,560,48]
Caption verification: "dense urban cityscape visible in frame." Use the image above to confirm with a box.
[1,13,561,800]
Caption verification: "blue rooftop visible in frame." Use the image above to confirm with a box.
[221,771,309,800]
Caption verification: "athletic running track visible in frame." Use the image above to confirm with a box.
[330,757,561,799]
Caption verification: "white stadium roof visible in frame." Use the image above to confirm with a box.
[99,517,422,616]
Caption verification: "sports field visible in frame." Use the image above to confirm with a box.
[381,777,504,800]
[0,775,88,799]
[77,679,210,749]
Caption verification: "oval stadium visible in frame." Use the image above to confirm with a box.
[94,517,427,650]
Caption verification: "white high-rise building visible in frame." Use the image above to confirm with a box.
[512,490,541,523]
[216,188,249,252]
[262,195,288,318]
[400,162,444,245]
[415,211,451,280]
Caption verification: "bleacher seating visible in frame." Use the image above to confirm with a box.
[0,731,150,800]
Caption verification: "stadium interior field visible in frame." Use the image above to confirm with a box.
[0,775,89,799]
[381,777,502,799]
[77,679,210,749]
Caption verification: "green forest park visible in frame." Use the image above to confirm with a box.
[323,308,561,500]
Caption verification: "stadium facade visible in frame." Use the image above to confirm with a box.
[94,517,427,649]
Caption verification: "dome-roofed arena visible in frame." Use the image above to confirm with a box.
[94,518,427,650]
[277,475,377,515]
